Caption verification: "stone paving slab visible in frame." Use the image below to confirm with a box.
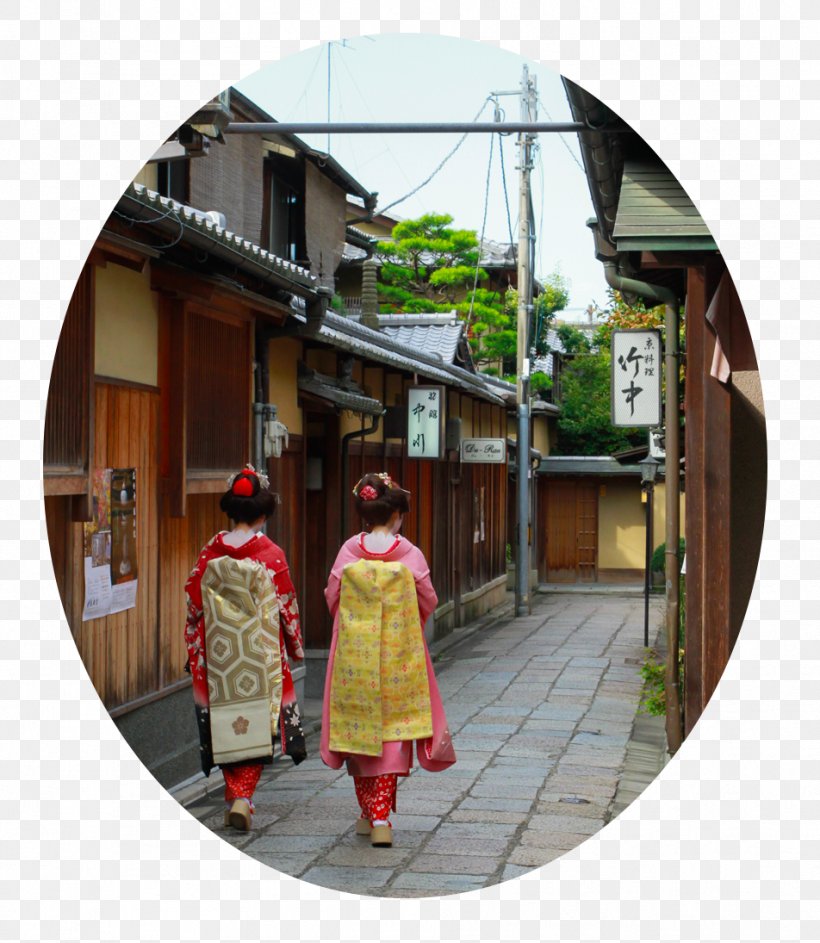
[423,835,512,857]
[507,845,566,868]
[434,821,520,841]
[389,873,487,895]
[448,809,529,825]
[406,853,502,876]
[300,866,394,893]
[255,852,320,875]
[457,796,535,814]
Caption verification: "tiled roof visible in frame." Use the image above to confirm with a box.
[317,312,509,406]
[538,456,644,476]
[122,183,317,290]
[532,329,565,377]
[378,322,465,365]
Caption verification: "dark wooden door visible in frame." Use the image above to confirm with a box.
[544,479,598,583]
[576,483,598,582]
[302,409,340,650]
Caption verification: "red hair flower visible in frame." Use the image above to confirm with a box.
[358,485,378,501]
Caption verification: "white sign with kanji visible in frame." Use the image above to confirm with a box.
[611,329,662,427]
[407,386,445,459]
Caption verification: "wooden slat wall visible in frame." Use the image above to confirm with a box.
[57,382,162,709]
[44,267,93,471]
[158,492,223,690]
[186,309,251,472]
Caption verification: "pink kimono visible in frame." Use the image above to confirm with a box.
[321,533,456,815]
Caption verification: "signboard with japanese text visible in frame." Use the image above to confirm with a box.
[407,386,445,459]
[611,329,662,427]
[461,438,507,464]
[82,467,138,621]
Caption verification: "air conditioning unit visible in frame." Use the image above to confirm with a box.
[203,210,227,230]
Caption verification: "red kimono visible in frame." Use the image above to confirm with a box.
[185,531,307,784]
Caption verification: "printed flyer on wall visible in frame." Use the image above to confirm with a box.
[82,467,138,621]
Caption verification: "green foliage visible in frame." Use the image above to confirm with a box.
[375,212,569,372]
[639,651,667,716]
[554,350,646,455]
[651,538,686,575]
[555,323,591,354]
[639,570,687,718]
[529,371,553,396]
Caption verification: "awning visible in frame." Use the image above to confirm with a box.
[613,161,718,253]
[297,363,384,416]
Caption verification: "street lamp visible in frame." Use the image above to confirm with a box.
[639,455,660,649]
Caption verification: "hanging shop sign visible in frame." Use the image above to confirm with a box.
[611,329,662,427]
[460,438,507,464]
[407,386,445,460]
[82,467,138,621]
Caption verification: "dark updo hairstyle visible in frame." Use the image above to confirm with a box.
[353,472,410,528]
[220,468,276,525]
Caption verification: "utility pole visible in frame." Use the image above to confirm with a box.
[515,65,538,618]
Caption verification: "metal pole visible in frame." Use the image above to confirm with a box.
[515,65,536,618]
[644,484,651,649]
[224,121,593,135]
[664,301,683,755]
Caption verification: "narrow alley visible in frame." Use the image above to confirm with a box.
[178,589,666,897]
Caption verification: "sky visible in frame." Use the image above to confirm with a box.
[235,33,610,317]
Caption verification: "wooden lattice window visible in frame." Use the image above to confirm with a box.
[185,310,251,472]
[44,266,94,491]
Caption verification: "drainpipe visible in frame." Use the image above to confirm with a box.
[253,285,333,535]
[341,412,383,539]
[603,261,683,756]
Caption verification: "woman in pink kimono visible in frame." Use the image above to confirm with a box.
[320,472,456,847]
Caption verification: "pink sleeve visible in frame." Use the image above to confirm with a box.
[413,553,438,627]
[324,569,341,620]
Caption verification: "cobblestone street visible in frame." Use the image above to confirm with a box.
[180,589,666,897]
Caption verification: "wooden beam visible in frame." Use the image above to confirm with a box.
[683,264,706,736]
[701,260,733,707]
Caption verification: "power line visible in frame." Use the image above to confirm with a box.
[377,97,494,217]
[539,100,585,172]
[468,131,496,322]
[497,132,515,248]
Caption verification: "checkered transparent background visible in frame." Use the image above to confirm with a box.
[4,2,816,941]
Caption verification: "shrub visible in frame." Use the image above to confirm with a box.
[651,537,685,575]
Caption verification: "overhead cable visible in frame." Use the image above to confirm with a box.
[377,97,494,216]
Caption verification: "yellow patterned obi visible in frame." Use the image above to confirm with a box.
[329,559,433,756]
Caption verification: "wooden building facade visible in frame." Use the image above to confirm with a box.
[43,90,524,786]
[564,79,767,740]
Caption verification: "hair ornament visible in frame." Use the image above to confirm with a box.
[226,463,270,493]
[358,484,378,501]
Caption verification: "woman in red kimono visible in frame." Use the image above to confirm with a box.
[321,472,456,847]
[185,465,306,832]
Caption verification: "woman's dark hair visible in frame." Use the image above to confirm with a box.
[220,469,276,525]
[353,472,410,528]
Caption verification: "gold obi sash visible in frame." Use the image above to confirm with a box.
[201,555,283,766]
[329,559,433,756]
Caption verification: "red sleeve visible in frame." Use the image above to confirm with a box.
[273,565,304,661]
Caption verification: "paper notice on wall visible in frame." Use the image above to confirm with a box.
[82,467,138,621]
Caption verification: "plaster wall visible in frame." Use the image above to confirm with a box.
[94,264,158,386]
